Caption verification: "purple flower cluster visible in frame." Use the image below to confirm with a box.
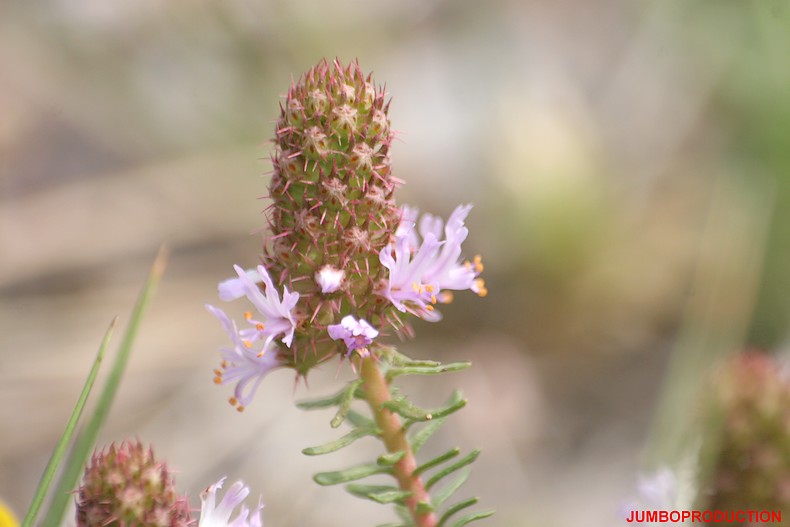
[208,205,484,409]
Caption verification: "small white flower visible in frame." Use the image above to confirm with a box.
[199,477,263,527]
[315,265,346,294]
[328,315,378,355]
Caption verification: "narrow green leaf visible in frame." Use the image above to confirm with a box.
[21,318,116,527]
[385,392,467,422]
[416,501,435,514]
[386,362,471,380]
[426,450,481,490]
[313,463,390,485]
[377,451,406,466]
[296,379,363,411]
[302,427,376,456]
[394,504,414,524]
[432,471,471,508]
[42,246,168,527]
[414,447,461,476]
[438,498,478,527]
[346,409,376,429]
[331,380,364,428]
[379,346,426,365]
[346,484,412,504]
[409,417,447,454]
[450,510,495,527]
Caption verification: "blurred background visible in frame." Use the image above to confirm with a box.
[1,0,789,526]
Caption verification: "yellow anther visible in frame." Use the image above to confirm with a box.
[255,323,265,331]
[229,397,238,406]
[243,340,252,349]
[430,295,437,304]
[474,255,484,273]
[213,376,222,385]
[464,261,472,270]
[257,350,266,358]
[426,305,434,311]
[221,360,229,368]
[474,278,488,298]
[237,405,245,413]
[244,311,253,320]
[213,369,222,376]
[425,285,435,293]
[412,282,421,293]
[439,291,454,304]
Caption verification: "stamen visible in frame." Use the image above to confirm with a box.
[411,282,421,293]
[474,278,488,297]
[474,255,484,273]
[430,294,437,304]
[244,311,253,321]
[236,405,245,413]
[425,285,435,293]
[229,397,238,406]
[213,369,222,376]
[255,323,265,330]
[213,376,222,385]
[426,305,434,311]
[243,340,252,349]
[439,291,454,304]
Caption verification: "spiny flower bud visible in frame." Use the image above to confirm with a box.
[76,441,192,527]
[264,58,401,374]
[698,352,790,515]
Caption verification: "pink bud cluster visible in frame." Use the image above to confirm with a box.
[76,441,192,527]
[700,352,790,514]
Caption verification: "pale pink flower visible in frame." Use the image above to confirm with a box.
[199,478,263,527]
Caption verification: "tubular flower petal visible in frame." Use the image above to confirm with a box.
[217,269,263,302]
[380,204,485,321]
[199,478,263,527]
[328,315,379,355]
[223,265,300,348]
[206,304,283,411]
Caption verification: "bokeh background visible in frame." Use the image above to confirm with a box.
[1,1,789,526]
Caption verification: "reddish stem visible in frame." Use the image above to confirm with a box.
[360,355,438,527]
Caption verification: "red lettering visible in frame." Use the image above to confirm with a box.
[691,511,701,522]
[658,510,668,522]
[772,511,782,523]
[645,511,658,522]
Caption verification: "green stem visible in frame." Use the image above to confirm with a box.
[360,355,438,527]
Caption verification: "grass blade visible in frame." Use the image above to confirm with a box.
[41,246,168,527]
[21,318,117,527]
